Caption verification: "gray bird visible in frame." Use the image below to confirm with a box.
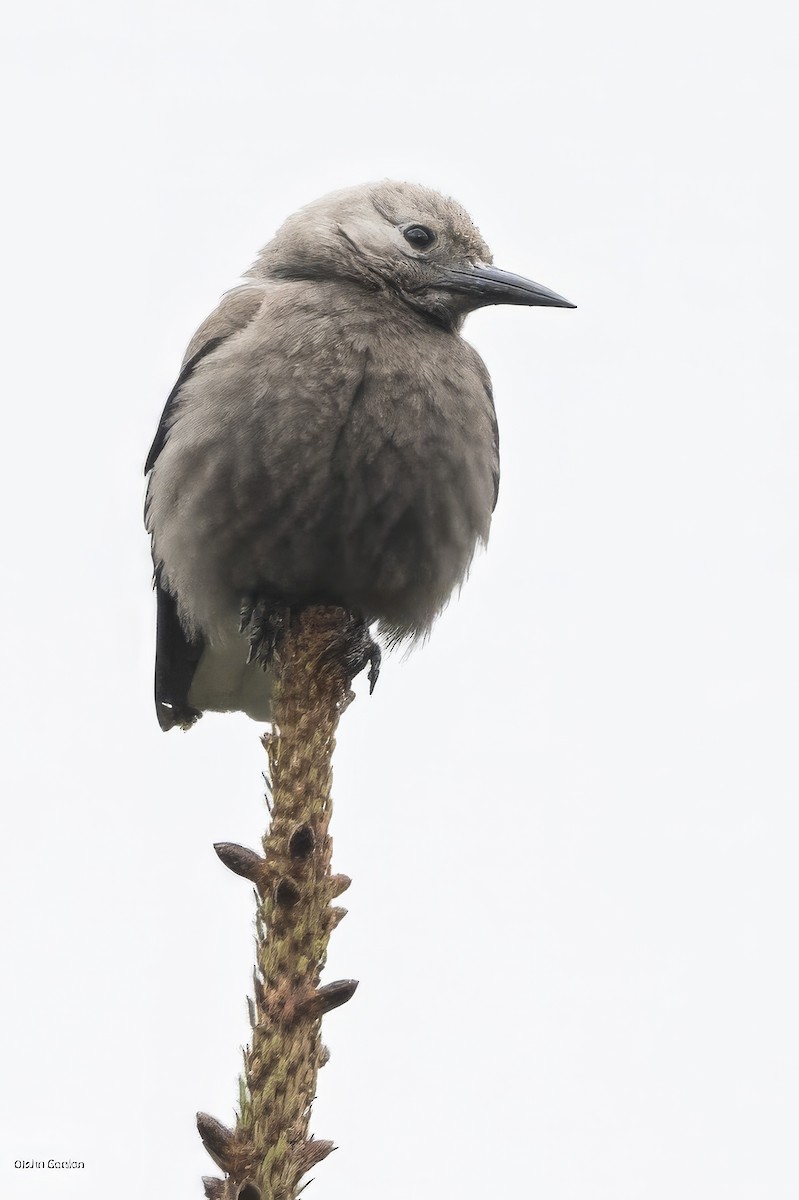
[145,181,574,730]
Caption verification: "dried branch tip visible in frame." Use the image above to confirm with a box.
[202,1177,227,1200]
[300,979,359,1018]
[196,1112,237,1171]
[293,1138,336,1174]
[326,906,348,931]
[202,1180,261,1200]
[214,843,267,886]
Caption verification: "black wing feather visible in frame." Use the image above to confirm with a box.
[154,581,204,731]
[144,336,226,475]
[145,287,266,731]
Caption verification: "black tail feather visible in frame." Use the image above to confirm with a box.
[155,583,204,731]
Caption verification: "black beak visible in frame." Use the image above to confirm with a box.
[438,264,576,309]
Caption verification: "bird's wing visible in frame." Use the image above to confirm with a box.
[144,283,265,475]
[146,283,265,731]
[486,378,500,511]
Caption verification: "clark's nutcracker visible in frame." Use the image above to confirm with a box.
[145,181,574,730]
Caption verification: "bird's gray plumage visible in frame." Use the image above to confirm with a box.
[145,181,574,730]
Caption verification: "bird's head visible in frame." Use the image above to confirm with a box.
[253,181,575,328]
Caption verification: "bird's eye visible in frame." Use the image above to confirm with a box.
[403,225,436,249]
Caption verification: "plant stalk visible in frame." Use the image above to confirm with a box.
[201,606,362,1200]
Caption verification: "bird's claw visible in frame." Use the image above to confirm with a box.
[337,616,381,694]
[238,598,254,635]
[367,642,381,694]
[240,597,290,669]
[240,601,379,691]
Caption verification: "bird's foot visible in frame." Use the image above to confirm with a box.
[240,597,291,669]
[337,615,381,694]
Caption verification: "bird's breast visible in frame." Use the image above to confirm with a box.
[322,335,497,636]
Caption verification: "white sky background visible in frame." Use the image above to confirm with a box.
[1,1,797,1197]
